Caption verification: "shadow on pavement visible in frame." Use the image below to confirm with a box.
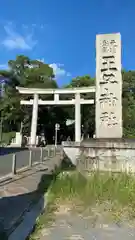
[0,172,57,240]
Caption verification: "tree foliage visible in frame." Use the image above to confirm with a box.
[66,75,95,88]
[0,55,58,136]
[122,70,135,136]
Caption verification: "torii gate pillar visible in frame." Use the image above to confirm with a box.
[30,93,38,146]
[75,92,81,142]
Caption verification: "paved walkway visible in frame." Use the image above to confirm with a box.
[38,210,135,239]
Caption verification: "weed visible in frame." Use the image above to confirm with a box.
[29,170,135,239]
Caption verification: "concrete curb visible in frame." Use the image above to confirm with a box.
[16,161,41,175]
[0,174,13,184]
[0,162,41,183]
[0,164,48,187]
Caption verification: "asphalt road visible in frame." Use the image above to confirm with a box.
[0,148,43,177]
[0,145,62,177]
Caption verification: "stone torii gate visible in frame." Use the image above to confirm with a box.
[16,86,95,146]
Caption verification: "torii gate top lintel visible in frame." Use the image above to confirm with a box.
[16,86,96,94]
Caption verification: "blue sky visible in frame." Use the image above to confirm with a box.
[0,0,135,86]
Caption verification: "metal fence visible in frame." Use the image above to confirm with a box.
[0,146,61,180]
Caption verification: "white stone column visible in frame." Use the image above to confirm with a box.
[30,93,38,146]
[96,33,122,138]
[75,92,81,142]
[54,93,59,102]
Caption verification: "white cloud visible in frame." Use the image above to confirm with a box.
[2,23,37,50]
[37,58,45,63]
[37,59,71,78]
[0,63,8,69]
[49,63,71,78]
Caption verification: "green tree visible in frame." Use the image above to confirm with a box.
[0,55,68,143]
[122,70,135,136]
[66,75,95,88]
[0,69,22,133]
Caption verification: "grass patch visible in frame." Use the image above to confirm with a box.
[51,171,135,220]
[29,170,135,239]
